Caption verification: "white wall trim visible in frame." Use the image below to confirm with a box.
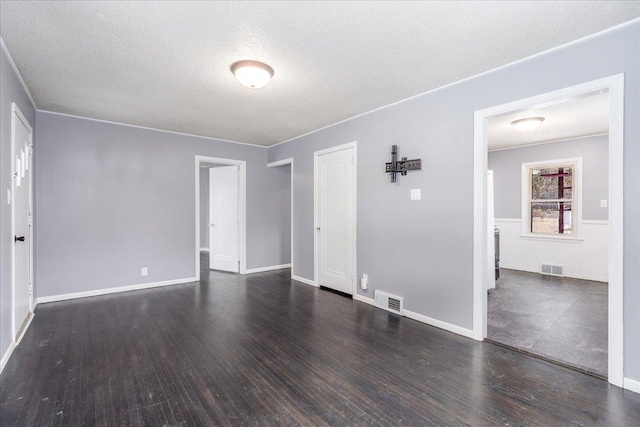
[195,155,247,278]
[582,220,609,225]
[488,132,609,153]
[0,342,16,375]
[267,157,294,279]
[623,378,640,394]
[474,74,625,388]
[499,266,607,283]
[0,37,37,109]
[496,218,609,226]
[244,264,291,274]
[36,277,197,304]
[494,218,522,223]
[292,275,317,287]
[353,294,375,306]
[14,313,34,346]
[199,247,210,252]
[267,157,294,168]
[267,18,639,149]
[313,141,358,295]
[38,110,267,149]
[404,310,475,339]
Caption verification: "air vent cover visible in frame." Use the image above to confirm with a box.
[375,290,403,315]
[540,263,564,277]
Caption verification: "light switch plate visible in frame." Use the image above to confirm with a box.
[7,189,11,205]
[410,188,421,200]
[600,200,608,208]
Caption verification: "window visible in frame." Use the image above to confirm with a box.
[522,158,582,237]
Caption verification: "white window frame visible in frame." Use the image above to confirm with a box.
[520,157,583,240]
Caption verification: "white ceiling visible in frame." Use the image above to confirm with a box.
[0,2,638,146]
[487,91,609,151]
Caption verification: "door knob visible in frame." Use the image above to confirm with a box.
[316,227,321,231]
[210,223,215,227]
[14,236,25,242]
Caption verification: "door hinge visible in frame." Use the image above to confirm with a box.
[28,213,32,226]
[351,155,354,165]
[28,283,33,295]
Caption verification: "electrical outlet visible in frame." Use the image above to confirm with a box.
[600,200,608,208]
[361,273,368,290]
[141,267,148,276]
[410,188,421,200]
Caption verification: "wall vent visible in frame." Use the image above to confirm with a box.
[540,263,564,277]
[374,290,403,315]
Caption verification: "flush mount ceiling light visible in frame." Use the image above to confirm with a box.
[230,60,274,89]
[511,116,545,132]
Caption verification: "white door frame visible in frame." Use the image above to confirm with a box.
[267,157,294,278]
[472,75,625,387]
[11,102,34,345]
[313,141,358,294]
[195,155,247,278]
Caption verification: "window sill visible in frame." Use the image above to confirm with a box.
[519,234,583,243]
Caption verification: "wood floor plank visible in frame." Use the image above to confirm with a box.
[1,256,639,426]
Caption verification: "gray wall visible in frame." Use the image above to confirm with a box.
[0,44,36,361]
[35,111,291,298]
[489,135,609,220]
[199,167,209,249]
[269,22,640,380]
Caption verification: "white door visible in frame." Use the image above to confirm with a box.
[315,145,356,294]
[209,166,239,272]
[12,105,33,340]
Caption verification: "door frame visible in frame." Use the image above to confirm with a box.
[313,141,357,294]
[195,155,247,279]
[472,75,625,387]
[11,102,34,345]
[267,157,294,279]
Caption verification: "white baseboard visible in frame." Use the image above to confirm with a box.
[292,275,317,287]
[353,293,375,306]
[15,312,35,346]
[199,247,210,252]
[37,277,197,304]
[244,263,291,274]
[0,342,16,375]
[500,265,607,283]
[353,292,474,340]
[403,309,475,339]
[624,378,640,394]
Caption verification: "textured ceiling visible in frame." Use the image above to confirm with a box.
[0,2,638,146]
[487,91,609,151]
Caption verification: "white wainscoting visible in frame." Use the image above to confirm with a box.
[495,218,608,282]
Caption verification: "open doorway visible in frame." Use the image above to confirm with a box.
[195,156,247,279]
[486,91,609,377]
[267,158,294,279]
[473,75,624,386]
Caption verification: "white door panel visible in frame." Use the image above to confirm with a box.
[13,107,32,340]
[316,147,355,294]
[209,166,239,272]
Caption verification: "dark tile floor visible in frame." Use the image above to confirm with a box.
[488,269,608,377]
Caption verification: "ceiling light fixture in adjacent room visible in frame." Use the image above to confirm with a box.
[230,60,274,89]
[511,116,545,132]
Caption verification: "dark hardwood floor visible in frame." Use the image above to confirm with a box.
[1,254,639,426]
